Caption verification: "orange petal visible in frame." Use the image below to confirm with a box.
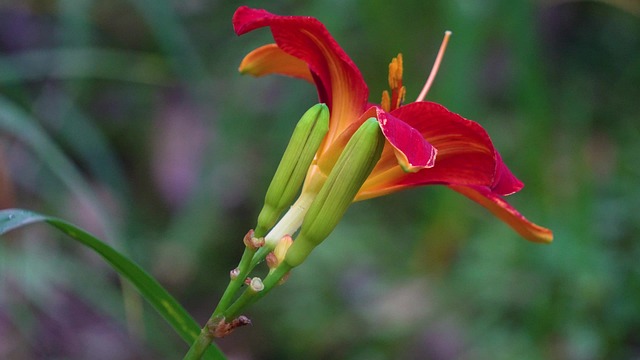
[239,44,314,82]
[449,185,553,243]
[233,6,369,156]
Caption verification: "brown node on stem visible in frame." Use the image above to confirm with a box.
[207,316,252,338]
[243,229,265,250]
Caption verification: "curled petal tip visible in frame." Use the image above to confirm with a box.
[376,108,437,172]
[398,145,437,173]
[238,44,314,82]
[492,153,525,195]
[450,185,553,244]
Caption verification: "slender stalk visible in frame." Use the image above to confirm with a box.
[223,262,293,320]
[214,193,314,316]
[210,248,255,318]
[182,192,316,360]
[183,328,217,360]
[182,247,255,360]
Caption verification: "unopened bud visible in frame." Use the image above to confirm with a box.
[285,118,384,267]
[266,252,278,270]
[267,235,293,270]
[255,104,329,237]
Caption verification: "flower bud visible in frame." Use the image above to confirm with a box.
[267,235,293,271]
[255,104,330,237]
[284,118,384,267]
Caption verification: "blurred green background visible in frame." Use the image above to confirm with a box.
[1,0,639,359]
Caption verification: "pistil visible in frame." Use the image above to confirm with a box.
[416,31,452,102]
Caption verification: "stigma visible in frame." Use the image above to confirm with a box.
[416,30,452,102]
[381,31,452,111]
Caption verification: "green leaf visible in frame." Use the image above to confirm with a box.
[0,209,226,360]
[0,95,115,239]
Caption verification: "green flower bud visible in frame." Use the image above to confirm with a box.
[255,104,329,237]
[284,118,384,267]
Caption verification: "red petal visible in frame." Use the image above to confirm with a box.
[239,44,314,82]
[491,152,524,195]
[449,185,553,243]
[357,102,497,200]
[376,107,437,172]
[315,106,436,176]
[233,6,369,152]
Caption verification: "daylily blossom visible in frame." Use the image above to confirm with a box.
[233,6,552,243]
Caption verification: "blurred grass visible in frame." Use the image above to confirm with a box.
[1,0,639,359]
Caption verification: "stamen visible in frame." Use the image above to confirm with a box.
[416,31,452,102]
[381,90,391,112]
[381,54,406,112]
[388,54,403,89]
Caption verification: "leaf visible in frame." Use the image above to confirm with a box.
[0,209,226,360]
[0,95,114,238]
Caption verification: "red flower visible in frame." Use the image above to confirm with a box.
[233,6,552,243]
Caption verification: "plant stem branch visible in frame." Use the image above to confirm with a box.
[182,192,315,360]
[182,327,217,360]
[223,262,293,320]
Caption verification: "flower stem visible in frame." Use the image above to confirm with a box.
[211,248,255,317]
[182,248,256,360]
[223,262,293,320]
[182,327,217,360]
[182,192,317,360]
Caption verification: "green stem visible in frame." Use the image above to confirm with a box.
[183,327,217,360]
[184,261,292,360]
[211,247,255,317]
[223,262,293,320]
[182,247,254,360]
[250,246,271,269]
[182,193,316,360]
